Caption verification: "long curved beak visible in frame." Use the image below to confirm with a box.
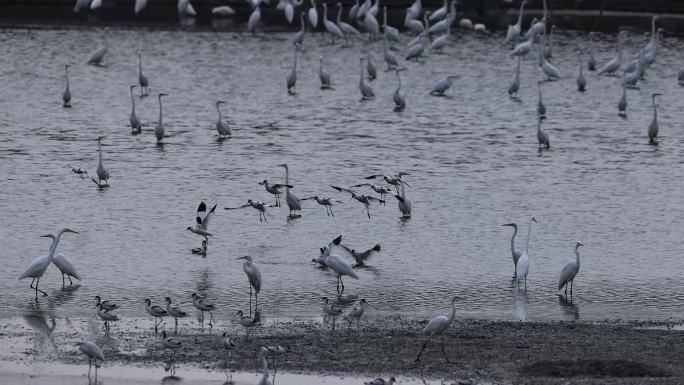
[502,223,514,227]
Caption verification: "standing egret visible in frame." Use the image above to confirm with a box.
[643,16,659,55]
[430,75,458,96]
[321,297,343,330]
[322,3,343,43]
[76,341,105,380]
[87,45,108,66]
[623,49,644,87]
[308,0,319,30]
[287,49,297,95]
[537,116,550,150]
[587,33,597,71]
[129,85,142,134]
[393,69,405,112]
[138,51,149,97]
[215,101,231,138]
[155,93,168,145]
[504,0,527,45]
[538,35,560,81]
[366,50,377,80]
[283,1,294,24]
[363,11,380,37]
[429,0,448,21]
[164,297,189,334]
[515,217,536,289]
[429,16,453,53]
[237,256,262,315]
[383,37,399,70]
[537,82,546,119]
[414,295,461,363]
[62,64,71,108]
[144,298,168,333]
[319,57,332,89]
[187,201,216,242]
[558,242,584,296]
[511,34,533,57]
[508,56,521,97]
[391,181,411,217]
[599,31,624,76]
[258,180,292,207]
[292,13,306,47]
[502,223,522,276]
[337,3,360,46]
[160,331,182,360]
[248,3,261,34]
[618,72,628,116]
[278,163,301,217]
[576,62,586,92]
[322,252,358,293]
[94,136,110,187]
[382,7,400,42]
[135,0,148,14]
[648,93,662,146]
[178,0,197,18]
[96,303,118,335]
[19,228,78,300]
[52,250,81,289]
[191,293,216,327]
[358,58,378,93]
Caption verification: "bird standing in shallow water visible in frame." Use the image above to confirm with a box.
[321,296,343,330]
[215,101,231,138]
[648,93,662,145]
[155,93,168,145]
[144,298,168,333]
[537,116,550,151]
[558,242,584,297]
[164,297,189,334]
[516,218,536,290]
[160,331,182,360]
[76,341,105,381]
[502,223,522,277]
[347,298,367,328]
[94,136,110,187]
[191,293,216,327]
[259,180,292,207]
[138,51,149,97]
[62,64,71,107]
[278,164,302,217]
[129,85,142,134]
[238,256,262,315]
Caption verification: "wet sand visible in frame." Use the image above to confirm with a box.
[2,316,684,384]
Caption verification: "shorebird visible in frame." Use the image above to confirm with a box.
[236,310,259,337]
[302,196,343,217]
[129,86,142,134]
[430,75,458,97]
[96,303,118,335]
[71,166,88,179]
[278,164,302,217]
[137,51,149,96]
[187,202,216,242]
[95,296,120,311]
[348,298,367,328]
[321,252,358,293]
[62,64,71,107]
[258,180,292,207]
[191,293,216,327]
[225,199,272,222]
[144,298,168,333]
[19,228,78,300]
[160,331,182,360]
[215,101,231,138]
[164,297,189,334]
[351,183,393,203]
[330,185,384,219]
[648,92,662,145]
[322,296,343,330]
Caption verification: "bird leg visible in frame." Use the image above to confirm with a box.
[88,358,92,377]
[570,280,574,297]
[330,206,335,217]
[62,274,66,289]
[440,336,450,363]
[208,311,214,328]
[68,275,73,286]
[339,276,345,293]
[35,277,48,297]
[249,284,253,318]
[414,336,433,362]
[336,276,340,293]
[332,315,336,331]
[174,317,178,335]
[366,206,371,219]
[255,292,259,313]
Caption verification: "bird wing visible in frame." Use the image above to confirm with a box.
[423,315,448,334]
[19,255,50,280]
[301,196,316,200]
[224,204,251,210]
[52,253,81,280]
[327,254,359,279]
[244,263,262,292]
[330,185,355,195]
[201,204,217,230]
[273,183,293,188]
[365,174,385,180]
[365,195,385,204]
[391,193,405,203]
[196,202,207,225]
[329,243,354,261]
[558,262,577,290]
[351,183,371,188]
[151,305,167,314]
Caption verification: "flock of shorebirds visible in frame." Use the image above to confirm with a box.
[15,0,684,383]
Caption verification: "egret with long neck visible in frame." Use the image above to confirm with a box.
[558,242,584,296]
[62,65,71,108]
[502,223,522,276]
[515,217,536,289]
[130,85,141,134]
[278,164,301,216]
[414,295,461,363]
[155,93,168,144]
[138,51,149,97]
[648,93,662,145]
[216,100,230,138]
[96,136,110,186]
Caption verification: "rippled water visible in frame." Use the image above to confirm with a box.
[1,25,683,322]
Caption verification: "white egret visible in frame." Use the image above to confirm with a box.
[430,75,458,96]
[382,7,400,42]
[319,57,332,89]
[96,303,118,335]
[187,201,216,242]
[587,32,596,71]
[308,0,319,30]
[577,62,586,92]
[515,217,536,289]
[330,185,384,219]
[144,298,168,333]
[292,13,306,47]
[71,166,88,179]
[129,85,142,134]
[212,5,236,17]
[383,37,399,70]
[192,239,207,255]
[135,0,148,14]
[19,228,78,300]
[76,341,105,380]
[93,136,110,187]
[648,93,662,146]
[538,35,560,81]
[508,56,521,97]
[165,297,189,334]
[429,0,448,21]
[225,199,271,222]
[511,34,533,57]
[414,295,461,362]
[215,100,231,137]
[258,180,292,207]
[95,296,120,311]
[643,16,659,55]
[284,1,294,23]
[62,64,71,108]
[347,298,367,328]
[405,14,424,35]
[543,24,555,59]
[393,69,405,112]
[287,49,297,95]
[364,11,380,36]
[323,3,343,43]
[349,0,359,19]
[191,293,216,327]
[52,251,81,289]
[278,163,301,216]
[618,72,627,116]
[558,242,584,296]
[160,331,182,359]
[322,251,358,293]
[501,223,522,276]
[405,34,426,61]
[138,52,149,97]
[429,15,453,53]
[459,18,473,29]
[321,296,343,330]
[407,0,421,19]
[237,256,262,314]
[257,349,273,385]
[366,50,377,80]
[248,3,261,34]
[358,58,375,100]
[428,11,452,35]
[367,0,378,17]
[337,3,360,46]
[155,93,168,144]
[525,0,546,38]
[302,196,342,217]
[624,49,644,88]
[537,116,550,150]
[599,31,624,76]
[504,0,527,45]
[392,182,411,218]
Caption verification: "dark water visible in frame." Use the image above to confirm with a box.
[1,26,683,322]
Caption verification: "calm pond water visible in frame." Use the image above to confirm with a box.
[1,25,683,322]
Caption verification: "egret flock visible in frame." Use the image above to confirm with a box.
[13,0,684,381]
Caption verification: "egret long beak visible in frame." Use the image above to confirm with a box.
[577,241,585,246]
[65,229,79,234]
[39,234,52,238]
[532,217,537,223]
[502,223,515,227]
[236,256,247,260]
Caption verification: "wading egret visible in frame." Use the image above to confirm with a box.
[336,3,360,47]
[155,93,168,144]
[302,196,342,217]
[648,93,662,145]
[577,62,586,92]
[138,52,149,96]
[95,295,120,311]
[508,56,521,97]
[504,0,527,45]
[96,303,118,335]
[278,164,301,216]
[135,0,148,14]
[321,296,343,330]
[516,217,536,289]
[363,11,379,36]
[383,37,399,70]
[558,242,584,296]
[293,13,306,46]
[238,256,262,315]
[76,341,104,380]
[52,250,81,289]
[94,136,110,187]
[164,297,189,334]
[537,116,550,150]
[308,0,319,30]
[321,251,358,293]
[191,293,216,327]
[319,57,332,89]
[414,295,461,362]
[599,31,624,76]
[543,24,555,59]
[382,6,399,42]
[214,100,231,137]
[511,34,533,57]
[129,86,142,134]
[287,49,297,95]
[618,72,628,116]
[19,229,78,300]
[430,75,458,96]
[248,3,261,34]
[322,3,343,43]
[392,182,411,218]
[538,35,560,81]
[144,298,168,333]
[393,69,406,111]
[405,34,427,61]
[429,0,447,21]
[187,201,216,242]
[87,45,108,66]
[501,223,522,276]
[62,64,71,108]
[160,331,182,359]
[537,82,546,119]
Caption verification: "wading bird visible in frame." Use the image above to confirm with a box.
[383,37,399,70]
[192,239,207,255]
[321,252,359,293]
[322,3,343,43]
[155,93,168,145]
[71,166,88,179]
[414,295,461,362]
[587,32,596,71]
[215,101,231,138]
[347,298,367,327]
[144,298,168,333]
[537,82,546,119]
[330,185,384,219]
[221,332,235,369]
[94,136,110,187]
[577,62,586,92]
[187,202,216,242]
[96,303,118,335]
[516,217,536,289]
[287,49,298,95]
[393,69,406,111]
[160,331,182,360]
[164,297,189,334]
[366,50,377,81]
[392,182,411,218]
[62,64,71,107]
[278,164,302,217]
[302,196,342,217]
[138,52,149,96]
[382,6,399,42]
[508,56,521,97]
[225,199,271,222]
[336,3,360,47]
[87,44,108,66]
[236,310,259,337]
[511,34,534,57]
[308,0,319,30]
[135,0,148,14]
[238,256,262,315]
[618,72,628,116]
[504,0,527,45]
[599,31,624,76]
[191,293,216,327]
[537,116,550,150]
[292,13,306,47]
[359,58,375,100]
[129,85,142,134]
[19,228,78,300]
[319,57,332,89]
[259,180,292,207]
[248,3,262,34]
[501,223,522,276]
[95,296,120,311]
[260,345,289,375]
[321,296,343,330]
[648,92,662,145]
[76,341,105,380]
[52,249,81,289]
[558,242,584,296]
[429,75,458,97]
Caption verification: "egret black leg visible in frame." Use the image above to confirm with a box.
[249,284,253,317]
[414,336,433,362]
[340,276,345,293]
[255,292,259,313]
[62,274,66,289]
[330,207,335,217]
[88,358,92,377]
[68,275,73,286]
[36,277,48,296]
[440,336,450,363]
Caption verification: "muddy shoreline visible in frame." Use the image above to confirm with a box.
[2,316,684,384]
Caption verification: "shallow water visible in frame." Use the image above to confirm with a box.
[1,25,684,322]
